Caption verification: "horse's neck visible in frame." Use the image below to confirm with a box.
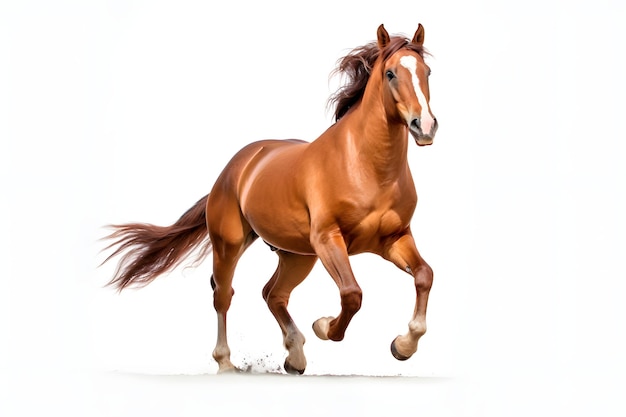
[338,87,410,183]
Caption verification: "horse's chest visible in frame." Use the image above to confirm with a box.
[338,193,415,250]
[346,207,406,234]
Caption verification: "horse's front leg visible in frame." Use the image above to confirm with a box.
[382,232,433,360]
[310,229,362,342]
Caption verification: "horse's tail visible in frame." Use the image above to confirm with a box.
[101,194,212,291]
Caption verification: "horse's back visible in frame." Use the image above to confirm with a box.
[211,139,307,193]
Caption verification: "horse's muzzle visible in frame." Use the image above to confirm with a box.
[409,117,438,146]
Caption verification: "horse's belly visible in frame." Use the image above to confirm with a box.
[244,203,314,254]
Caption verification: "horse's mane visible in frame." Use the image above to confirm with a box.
[328,36,427,121]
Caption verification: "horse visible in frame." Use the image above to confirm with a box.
[102,24,438,375]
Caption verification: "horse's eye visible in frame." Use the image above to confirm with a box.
[386,70,395,81]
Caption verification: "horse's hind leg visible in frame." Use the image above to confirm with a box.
[262,251,317,374]
[209,228,256,373]
[210,250,240,373]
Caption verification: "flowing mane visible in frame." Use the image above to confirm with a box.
[328,36,427,121]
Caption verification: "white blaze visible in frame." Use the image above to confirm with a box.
[399,55,435,135]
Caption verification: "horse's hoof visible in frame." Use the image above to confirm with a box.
[217,365,242,374]
[284,359,305,375]
[390,337,411,361]
[312,317,333,340]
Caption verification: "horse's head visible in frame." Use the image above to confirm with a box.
[378,24,438,146]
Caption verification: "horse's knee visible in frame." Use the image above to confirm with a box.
[414,263,433,292]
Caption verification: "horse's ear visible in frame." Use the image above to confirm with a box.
[412,23,425,46]
[377,24,390,49]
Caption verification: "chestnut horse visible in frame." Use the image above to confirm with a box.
[103,24,438,374]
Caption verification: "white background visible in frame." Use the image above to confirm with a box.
[2,0,626,415]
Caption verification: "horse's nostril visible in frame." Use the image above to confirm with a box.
[410,118,421,132]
